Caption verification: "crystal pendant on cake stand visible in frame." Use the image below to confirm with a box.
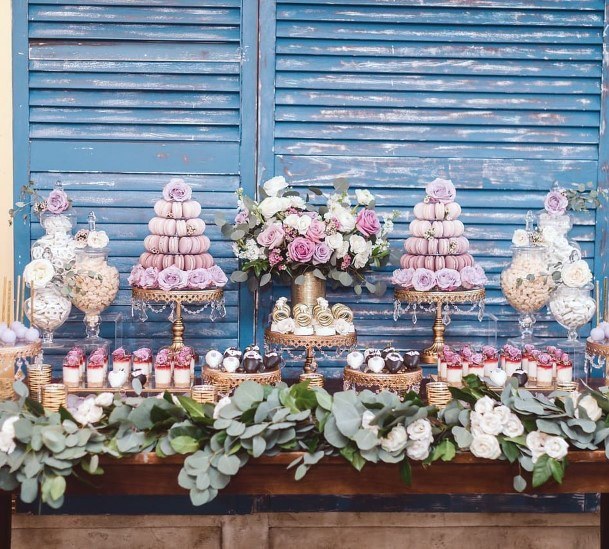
[131,288,226,352]
[394,288,486,364]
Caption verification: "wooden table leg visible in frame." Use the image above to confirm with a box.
[601,493,609,549]
[0,490,12,549]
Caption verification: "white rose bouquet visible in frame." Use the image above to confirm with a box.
[218,177,396,293]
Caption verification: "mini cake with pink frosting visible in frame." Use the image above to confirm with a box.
[129,178,228,291]
[391,178,487,292]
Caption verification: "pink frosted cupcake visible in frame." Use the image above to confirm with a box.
[87,354,106,388]
[482,346,498,377]
[62,353,81,388]
[154,349,172,387]
[133,347,153,376]
[112,347,132,374]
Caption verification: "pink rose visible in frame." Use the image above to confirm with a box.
[46,189,70,214]
[112,347,129,360]
[355,209,381,237]
[257,222,285,250]
[128,265,145,287]
[425,178,456,204]
[482,345,498,359]
[157,266,188,291]
[436,268,461,291]
[133,348,152,361]
[544,190,568,216]
[288,237,316,263]
[412,268,436,292]
[538,352,552,366]
[460,265,488,289]
[162,178,192,202]
[188,268,212,290]
[306,220,326,243]
[460,345,473,360]
[235,210,249,224]
[391,268,414,289]
[155,349,170,365]
[312,242,332,265]
[207,265,228,287]
[471,353,484,366]
[141,267,159,289]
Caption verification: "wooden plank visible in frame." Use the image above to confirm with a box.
[276,5,604,27]
[31,0,242,6]
[29,60,241,74]
[29,140,239,172]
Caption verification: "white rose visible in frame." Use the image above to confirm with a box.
[355,189,374,206]
[525,430,549,463]
[334,318,351,335]
[544,436,569,460]
[512,229,529,247]
[286,195,306,210]
[353,252,370,270]
[23,259,55,289]
[275,318,296,334]
[94,392,114,408]
[502,413,524,438]
[469,411,484,437]
[541,226,559,245]
[349,235,367,255]
[406,418,432,441]
[561,259,592,289]
[283,214,300,229]
[474,396,495,415]
[258,196,287,219]
[406,438,431,461]
[576,394,602,421]
[325,233,343,250]
[332,206,356,232]
[295,215,312,235]
[380,424,408,453]
[469,434,501,460]
[1,416,19,438]
[262,175,288,197]
[479,411,504,436]
[361,410,379,435]
[213,396,232,419]
[493,405,512,426]
[31,246,43,260]
[0,431,16,454]
[72,397,104,426]
[335,241,349,259]
[87,230,109,249]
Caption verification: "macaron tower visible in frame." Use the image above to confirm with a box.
[129,178,227,290]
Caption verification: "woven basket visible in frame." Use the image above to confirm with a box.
[27,364,52,402]
[202,366,281,396]
[299,372,324,388]
[343,367,422,396]
[42,383,67,412]
[191,384,216,404]
[0,378,13,401]
[426,381,452,409]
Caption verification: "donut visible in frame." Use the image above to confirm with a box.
[181,200,202,219]
[171,202,183,220]
[154,200,173,219]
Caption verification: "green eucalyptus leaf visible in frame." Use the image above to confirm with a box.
[513,475,527,492]
[217,454,240,476]
[353,428,380,451]
[536,419,563,436]
[20,477,38,503]
[232,381,264,412]
[170,436,199,455]
[323,415,348,448]
[532,455,552,488]
[294,463,308,481]
[452,426,473,449]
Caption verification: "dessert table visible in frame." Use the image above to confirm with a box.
[2,451,609,548]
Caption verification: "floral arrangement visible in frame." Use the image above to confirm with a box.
[544,182,608,215]
[129,264,228,291]
[9,181,73,226]
[217,177,396,294]
[3,377,609,508]
[74,228,109,250]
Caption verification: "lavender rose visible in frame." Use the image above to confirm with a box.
[162,178,192,203]
[391,268,415,289]
[141,267,159,289]
[544,190,568,216]
[436,268,461,291]
[46,189,70,214]
[188,268,212,290]
[306,219,326,243]
[157,266,188,291]
[355,209,381,237]
[412,268,437,292]
[207,265,228,287]
[128,265,145,287]
[256,222,285,250]
[425,178,456,204]
[460,265,488,289]
[288,237,316,263]
[312,242,332,265]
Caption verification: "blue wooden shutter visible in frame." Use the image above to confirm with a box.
[23,0,255,351]
[263,0,605,367]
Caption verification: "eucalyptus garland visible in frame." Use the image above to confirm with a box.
[1,376,609,508]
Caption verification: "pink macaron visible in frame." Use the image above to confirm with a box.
[181,200,202,219]
[154,200,173,219]
[445,203,461,220]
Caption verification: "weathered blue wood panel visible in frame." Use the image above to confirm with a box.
[264,0,605,361]
[20,0,254,352]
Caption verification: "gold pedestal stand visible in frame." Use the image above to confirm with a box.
[132,288,224,351]
[343,367,422,396]
[264,329,357,374]
[394,288,486,364]
[202,366,282,396]
[0,341,42,400]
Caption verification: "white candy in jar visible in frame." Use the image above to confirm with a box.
[42,214,72,235]
[25,288,71,331]
[549,294,596,329]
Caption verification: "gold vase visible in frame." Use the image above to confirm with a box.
[291,272,326,307]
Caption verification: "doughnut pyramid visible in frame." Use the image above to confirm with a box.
[138,179,216,273]
[400,179,475,273]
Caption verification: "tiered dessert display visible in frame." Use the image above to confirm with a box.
[223,176,394,380]
[343,347,423,396]
[264,292,357,378]
[202,345,282,396]
[130,178,228,351]
[0,278,41,400]
[392,178,487,363]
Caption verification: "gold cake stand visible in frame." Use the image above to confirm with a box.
[394,288,486,364]
[202,365,282,396]
[132,287,224,351]
[0,340,42,400]
[343,367,423,396]
[585,339,609,382]
[264,329,357,374]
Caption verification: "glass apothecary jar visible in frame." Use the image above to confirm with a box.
[500,245,555,343]
[548,284,596,347]
[24,284,72,345]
